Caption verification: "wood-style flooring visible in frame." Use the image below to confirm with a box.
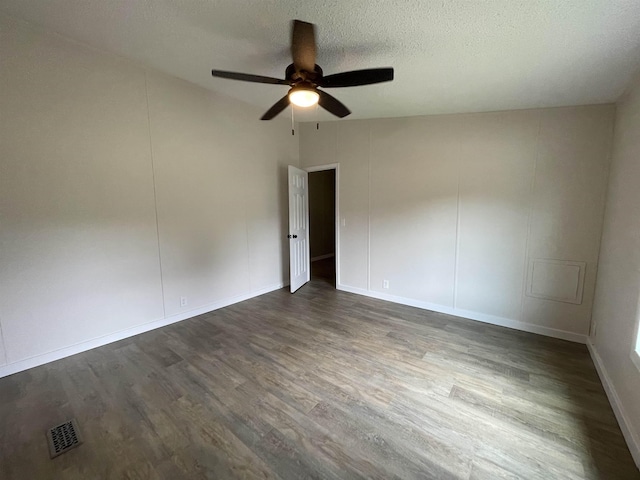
[1,276,638,479]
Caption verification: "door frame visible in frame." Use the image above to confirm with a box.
[305,163,340,287]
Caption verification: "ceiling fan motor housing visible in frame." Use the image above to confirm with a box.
[286,63,323,84]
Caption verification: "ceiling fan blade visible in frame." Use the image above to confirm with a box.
[319,68,394,88]
[317,90,351,118]
[291,20,316,73]
[261,95,291,120]
[212,70,289,85]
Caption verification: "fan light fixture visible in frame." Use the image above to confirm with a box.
[211,20,394,120]
[289,87,319,107]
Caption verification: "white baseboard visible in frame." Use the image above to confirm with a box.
[587,339,640,469]
[0,282,285,379]
[336,283,587,344]
[311,253,335,262]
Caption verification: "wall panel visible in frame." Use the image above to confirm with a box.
[301,105,614,340]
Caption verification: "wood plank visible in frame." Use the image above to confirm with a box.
[0,278,638,479]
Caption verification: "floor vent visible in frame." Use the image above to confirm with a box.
[46,419,82,458]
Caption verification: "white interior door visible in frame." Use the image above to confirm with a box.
[288,165,310,293]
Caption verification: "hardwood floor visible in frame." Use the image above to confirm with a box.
[1,279,638,479]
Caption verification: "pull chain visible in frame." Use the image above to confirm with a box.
[291,106,295,135]
[316,102,319,130]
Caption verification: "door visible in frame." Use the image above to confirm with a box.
[288,165,310,293]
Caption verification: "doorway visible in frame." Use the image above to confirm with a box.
[308,167,336,287]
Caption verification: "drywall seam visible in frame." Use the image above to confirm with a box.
[367,124,372,291]
[337,283,587,344]
[143,71,167,318]
[589,106,617,336]
[242,164,253,293]
[0,282,285,379]
[587,339,640,469]
[0,316,8,365]
[452,149,461,309]
[336,164,341,287]
[519,111,543,322]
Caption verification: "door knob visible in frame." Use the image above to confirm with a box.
[292,235,298,238]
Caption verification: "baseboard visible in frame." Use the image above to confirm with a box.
[0,282,285,379]
[311,253,335,262]
[336,283,587,344]
[587,339,640,469]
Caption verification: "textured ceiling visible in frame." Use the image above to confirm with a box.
[2,0,640,121]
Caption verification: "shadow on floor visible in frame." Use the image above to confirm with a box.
[310,257,335,287]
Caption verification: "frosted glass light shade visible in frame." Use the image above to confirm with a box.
[289,88,319,107]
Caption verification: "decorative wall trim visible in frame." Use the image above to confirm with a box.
[526,258,586,305]
[587,339,640,469]
[336,283,587,344]
[0,282,285,379]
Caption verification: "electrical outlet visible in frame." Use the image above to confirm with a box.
[341,218,346,227]
[180,296,188,307]
[383,280,389,289]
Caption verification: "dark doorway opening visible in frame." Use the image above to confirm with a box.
[308,169,336,287]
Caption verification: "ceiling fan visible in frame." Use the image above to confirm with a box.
[211,20,394,120]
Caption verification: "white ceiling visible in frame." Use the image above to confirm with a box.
[3,0,640,121]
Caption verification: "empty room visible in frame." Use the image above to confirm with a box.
[1,1,640,479]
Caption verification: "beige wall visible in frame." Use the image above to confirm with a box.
[591,75,640,466]
[0,15,297,371]
[300,105,614,341]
